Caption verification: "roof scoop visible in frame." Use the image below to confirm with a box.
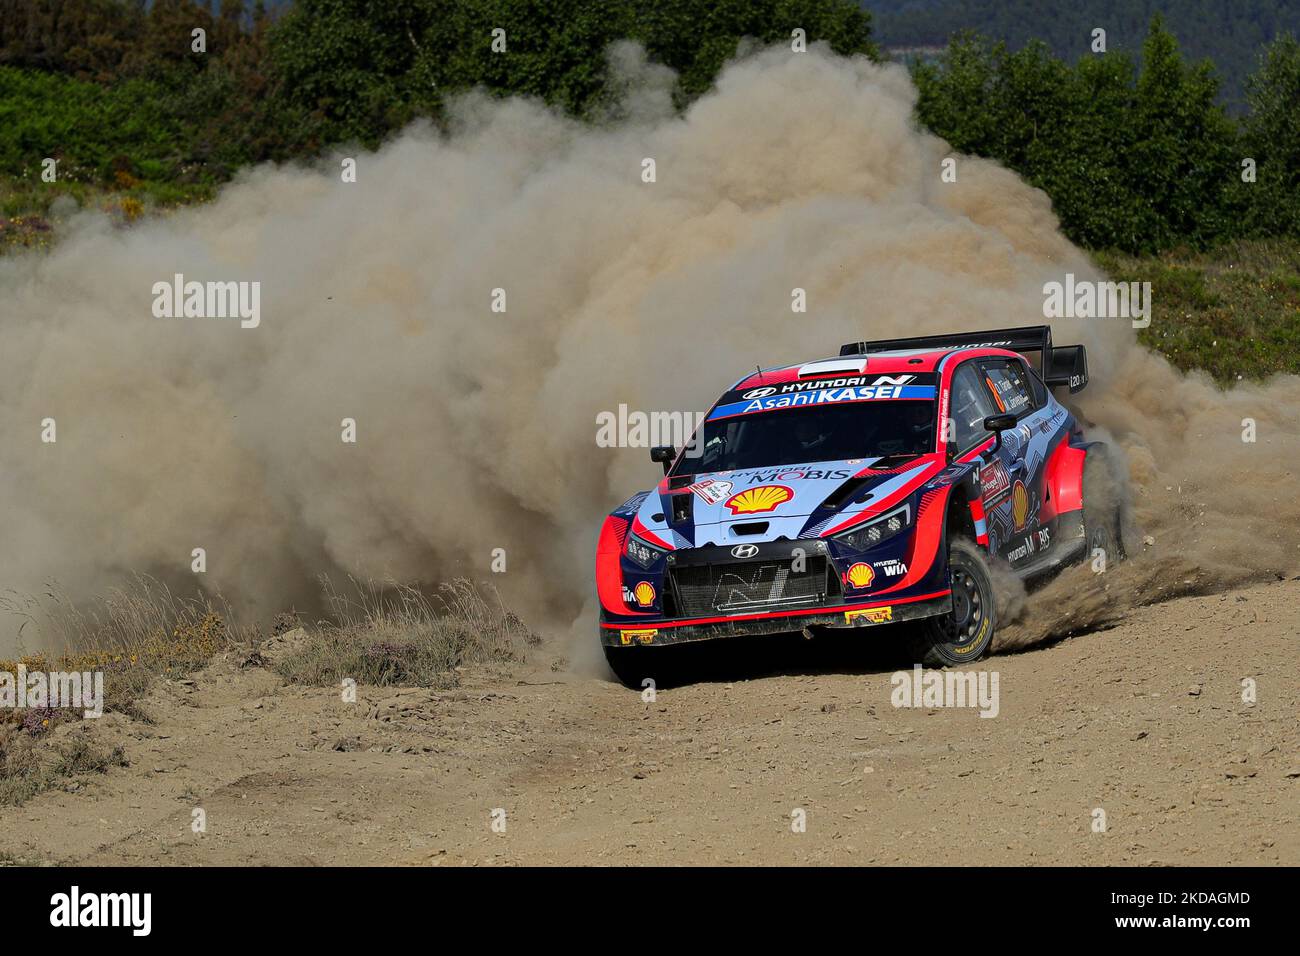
[797,357,868,378]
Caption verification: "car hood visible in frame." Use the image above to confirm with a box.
[633,455,944,549]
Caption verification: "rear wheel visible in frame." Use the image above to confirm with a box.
[1082,451,1125,565]
[907,538,996,667]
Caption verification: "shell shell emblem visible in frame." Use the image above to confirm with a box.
[845,562,875,589]
[633,581,656,607]
[1011,480,1030,531]
[724,484,793,515]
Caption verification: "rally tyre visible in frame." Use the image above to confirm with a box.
[603,645,672,690]
[908,538,996,667]
[1081,450,1125,566]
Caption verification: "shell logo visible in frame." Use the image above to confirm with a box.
[632,581,656,607]
[1011,480,1030,531]
[845,562,875,589]
[724,484,793,515]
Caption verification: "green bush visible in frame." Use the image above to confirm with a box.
[0,66,185,184]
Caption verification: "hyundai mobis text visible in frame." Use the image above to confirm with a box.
[595,326,1122,685]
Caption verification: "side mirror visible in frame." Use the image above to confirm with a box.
[983,414,1017,453]
[650,446,676,475]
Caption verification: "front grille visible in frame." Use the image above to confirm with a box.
[667,556,837,617]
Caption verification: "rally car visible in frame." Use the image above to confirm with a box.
[595,326,1123,686]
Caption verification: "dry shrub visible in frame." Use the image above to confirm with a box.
[0,723,127,806]
[0,575,248,719]
[275,577,535,689]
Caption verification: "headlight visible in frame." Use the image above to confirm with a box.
[832,503,912,551]
[624,532,667,569]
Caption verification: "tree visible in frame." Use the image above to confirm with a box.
[1238,33,1300,236]
[1129,15,1237,249]
[912,16,1241,253]
[268,0,876,147]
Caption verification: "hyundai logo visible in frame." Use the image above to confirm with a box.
[742,387,777,399]
[731,544,760,559]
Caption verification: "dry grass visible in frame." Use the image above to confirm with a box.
[0,575,249,720]
[0,576,247,805]
[0,574,534,805]
[0,724,128,806]
[275,577,537,690]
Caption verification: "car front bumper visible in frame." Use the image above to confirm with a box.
[599,589,952,647]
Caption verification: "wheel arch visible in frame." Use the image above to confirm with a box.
[943,469,988,554]
[1050,438,1108,517]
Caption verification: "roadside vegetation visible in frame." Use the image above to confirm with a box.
[873,0,1299,112]
[273,578,537,690]
[0,726,128,807]
[0,575,530,805]
[2,4,1296,256]
[0,577,242,805]
[3,3,1298,378]
[1095,239,1300,382]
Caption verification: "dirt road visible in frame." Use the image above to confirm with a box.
[2,579,1296,866]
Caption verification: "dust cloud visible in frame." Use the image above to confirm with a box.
[1,43,1296,658]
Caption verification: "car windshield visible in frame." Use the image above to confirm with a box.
[676,400,936,475]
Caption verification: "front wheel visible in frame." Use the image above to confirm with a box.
[907,538,997,667]
[603,645,681,689]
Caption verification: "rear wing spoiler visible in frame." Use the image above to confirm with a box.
[839,325,1088,393]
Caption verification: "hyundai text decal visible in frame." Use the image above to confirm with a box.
[743,374,917,399]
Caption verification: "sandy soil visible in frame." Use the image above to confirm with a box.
[2,579,1296,866]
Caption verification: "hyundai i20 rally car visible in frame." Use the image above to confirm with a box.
[596,326,1123,687]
